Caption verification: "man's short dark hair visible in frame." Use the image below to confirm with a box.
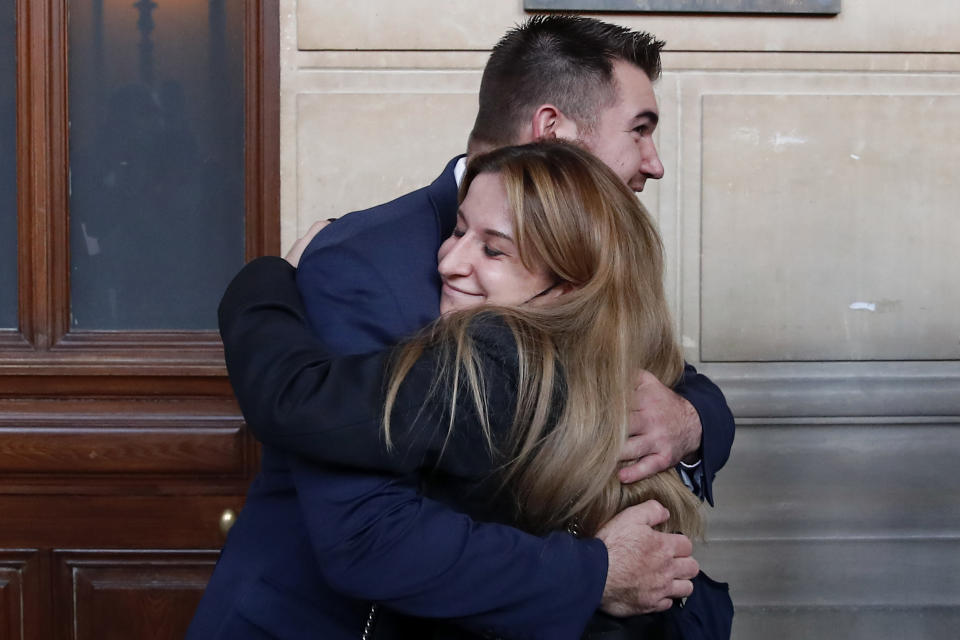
[468,15,665,152]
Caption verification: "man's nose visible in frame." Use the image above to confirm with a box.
[642,140,665,180]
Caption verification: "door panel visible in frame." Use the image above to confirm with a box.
[54,551,219,640]
[0,550,44,640]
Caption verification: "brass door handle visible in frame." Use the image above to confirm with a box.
[219,508,238,538]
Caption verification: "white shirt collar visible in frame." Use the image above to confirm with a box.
[454,156,468,187]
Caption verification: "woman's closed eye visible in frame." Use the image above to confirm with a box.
[483,245,505,258]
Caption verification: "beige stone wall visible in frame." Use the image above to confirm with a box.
[281,1,960,637]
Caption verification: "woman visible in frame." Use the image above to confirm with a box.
[194,141,730,639]
[382,141,703,542]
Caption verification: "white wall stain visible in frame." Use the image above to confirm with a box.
[850,300,904,313]
[770,130,807,152]
[850,153,861,160]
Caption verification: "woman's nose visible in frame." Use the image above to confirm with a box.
[437,236,473,277]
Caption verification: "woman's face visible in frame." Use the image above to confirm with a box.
[438,172,556,315]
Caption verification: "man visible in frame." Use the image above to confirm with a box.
[194,16,734,640]
[290,17,731,492]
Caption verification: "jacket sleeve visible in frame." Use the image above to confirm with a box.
[673,363,735,506]
[219,256,608,638]
[291,461,609,640]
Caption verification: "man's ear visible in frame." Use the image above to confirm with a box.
[531,104,580,141]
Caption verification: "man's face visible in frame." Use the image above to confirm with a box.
[577,60,665,192]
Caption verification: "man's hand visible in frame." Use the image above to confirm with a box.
[618,370,702,484]
[284,219,331,268]
[597,500,699,616]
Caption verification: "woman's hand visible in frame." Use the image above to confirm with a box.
[284,219,332,268]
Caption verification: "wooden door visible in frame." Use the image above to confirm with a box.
[0,1,279,637]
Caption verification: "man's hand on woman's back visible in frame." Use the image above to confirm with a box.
[619,370,703,483]
[596,500,699,616]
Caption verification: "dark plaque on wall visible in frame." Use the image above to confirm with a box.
[524,0,841,14]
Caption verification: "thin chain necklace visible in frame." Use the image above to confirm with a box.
[361,603,378,639]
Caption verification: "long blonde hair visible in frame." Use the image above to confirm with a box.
[384,141,701,538]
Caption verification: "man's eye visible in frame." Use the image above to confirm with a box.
[633,125,648,135]
[452,228,465,238]
[483,245,504,258]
